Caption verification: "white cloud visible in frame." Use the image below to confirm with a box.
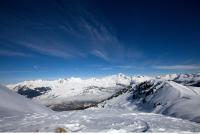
[1,3,123,61]
[0,0,139,62]
[17,41,76,59]
[98,65,135,70]
[101,67,113,70]
[0,70,37,74]
[91,49,110,61]
[153,65,200,70]
[117,65,134,69]
[0,50,28,57]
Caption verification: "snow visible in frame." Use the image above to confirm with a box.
[131,80,200,123]
[7,74,136,109]
[131,75,153,83]
[187,86,200,95]
[1,108,200,132]
[2,73,200,132]
[156,74,178,80]
[156,73,200,86]
[0,85,52,116]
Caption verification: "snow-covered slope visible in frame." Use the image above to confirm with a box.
[2,73,200,132]
[6,72,200,112]
[1,82,200,132]
[7,74,135,110]
[156,73,200,86]
[5,73,200,119]
[0,85,52,116]
[132,80,200,123]
[2,82,200,132]
[1,107,200,132]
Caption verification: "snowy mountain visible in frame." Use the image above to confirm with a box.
[156,73,200,86]
[7,74,134,110]
[131,80,200,123]
[1,83,200,132]
[0,84,52,116]
[2,73,200,132]
[5,73,200,119]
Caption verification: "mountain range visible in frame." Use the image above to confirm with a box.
[1,73,200,132]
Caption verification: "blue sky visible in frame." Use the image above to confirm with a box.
[0,0,200,84]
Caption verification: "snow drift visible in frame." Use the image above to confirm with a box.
[0,84,52,116]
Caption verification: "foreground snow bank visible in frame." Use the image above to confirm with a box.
[1,108,200,132]
[0,85,52,116]
[133,80,200,123]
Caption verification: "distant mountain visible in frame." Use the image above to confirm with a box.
[2,73,200,132]
[7,73,200,111]
[8,73,147,111]
[2,82,200,132]
[6,72,200,122]
[156,73,200,87]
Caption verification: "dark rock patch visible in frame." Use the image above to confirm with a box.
[17,86,51,98]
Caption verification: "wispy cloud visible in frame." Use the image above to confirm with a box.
[117,65,135,69]
[91,50,109,61]
[0,0,140,62]
[99,65,135,70]
[68,7,125,62]
[17,41,78,59]
[152,65,200,70]
[101,67,113,70]
[0,50,29,57]
[0,70,43,74]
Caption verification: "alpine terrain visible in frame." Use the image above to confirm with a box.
[0,73,200,132]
